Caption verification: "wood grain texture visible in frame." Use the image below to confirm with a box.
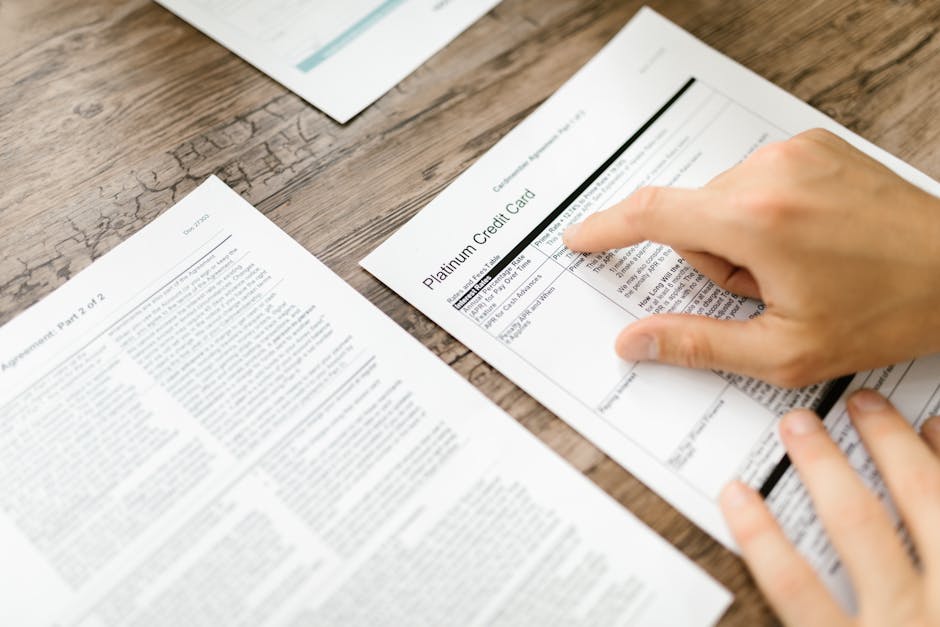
[2,0,939,624]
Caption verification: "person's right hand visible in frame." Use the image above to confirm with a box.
[562,128,940,387]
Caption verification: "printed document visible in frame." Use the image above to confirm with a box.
[362,7,940,608]
[0,177,730,626]
[155,0,500,123]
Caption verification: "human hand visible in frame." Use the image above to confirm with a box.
[719,389,940,626]
[562,129,940,387]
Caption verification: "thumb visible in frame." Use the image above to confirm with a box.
[615,314,804,387]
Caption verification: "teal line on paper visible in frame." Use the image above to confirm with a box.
[296,0,408,72]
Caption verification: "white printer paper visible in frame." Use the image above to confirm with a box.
[361,7,940,608]
[0,177,730,626]
[155,0,500,122]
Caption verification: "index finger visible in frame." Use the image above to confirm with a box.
[562,186,727,253]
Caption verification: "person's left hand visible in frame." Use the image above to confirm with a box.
[720,389,940,626]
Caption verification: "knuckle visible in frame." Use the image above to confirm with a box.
[795,127,837,145]
[728,500,774,549]
[766,340,821,389]
[672,331,715,370]
[751,139,802,168]
[752,140,787,161]
[897,464,940,504]
[766,369,799,389]
[629,186,661,219]
[732,189,790,228]
[832,496,882,531]
[765,564,809,600]
[731,515,765,547]
[767,364,811,389]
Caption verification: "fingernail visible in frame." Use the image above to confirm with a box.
[720,481,752,510]
[782,409,821,436]
[562,222,581,244]
[849,389,887,413]
[618,334,658,362]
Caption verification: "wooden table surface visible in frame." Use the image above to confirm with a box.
[2,0,939,624]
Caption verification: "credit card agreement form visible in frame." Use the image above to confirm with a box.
[155,0,500,123]
[362,7,940,608]
[0,177,730,626]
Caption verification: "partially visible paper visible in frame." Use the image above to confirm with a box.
[361,7,940,609]
[154,0,500,123]
[0,177,730,626]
